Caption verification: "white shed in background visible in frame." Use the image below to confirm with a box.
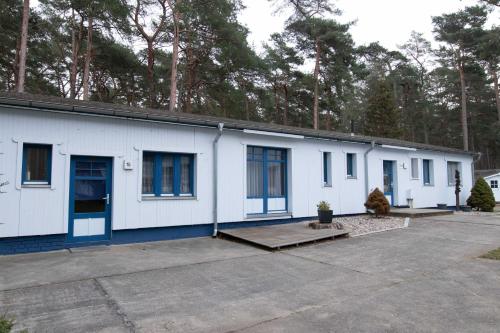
[484,173,500,202]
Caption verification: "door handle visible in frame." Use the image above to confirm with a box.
[102,194,110,205]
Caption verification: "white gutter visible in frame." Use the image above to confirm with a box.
[364,141,376,200]
[380,144,417,151]
[243,129,305,139]
[212,123,224,237]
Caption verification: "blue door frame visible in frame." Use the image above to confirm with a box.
[68,156,113,243]
[383,160,395,206]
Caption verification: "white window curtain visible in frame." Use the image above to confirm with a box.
[411,158,419,179]
[180,156,191,193]
[247,160,263,197]
[267,162,285,197]
[142,154,154,193]
[447,162,460,186]
[25,145,50,182]
[162,156,174,193]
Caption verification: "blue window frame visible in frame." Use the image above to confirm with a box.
[22,143,52,185]
[346,153,356,178]
[142,152,194,197]
[423,159,432,185]
[247,146,287,195]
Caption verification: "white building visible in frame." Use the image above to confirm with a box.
[484,173,500,202]
[0,94,474,254]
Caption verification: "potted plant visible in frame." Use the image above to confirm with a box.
[317,201,333,223]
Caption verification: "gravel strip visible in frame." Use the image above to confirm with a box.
[333,215,406,236]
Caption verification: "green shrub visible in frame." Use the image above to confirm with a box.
[364,188,390,217]
[467,177,496,212]
[0,315,14,333]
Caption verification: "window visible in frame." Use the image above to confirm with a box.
[22,143,52,185]
[247,146,286,198]
[142,152,194,197]
[411,158,419,179]
[447,161,461,186]
[491,180,498,189]
[346,153,356,178]
[423,159,433,185]
[323,152,332,186]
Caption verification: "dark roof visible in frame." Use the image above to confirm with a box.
[0,92,473,155]
[475,169,500,180]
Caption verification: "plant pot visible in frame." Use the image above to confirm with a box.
[318,210,333,223]
[437,203,447,210]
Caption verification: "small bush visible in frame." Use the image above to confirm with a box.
[317,201,331,211]
[365,188,390,217]
[480,248,500,260]
[0,315,14,333]
[467,177,496,212]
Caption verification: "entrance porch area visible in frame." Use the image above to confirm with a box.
[218,222,350,250]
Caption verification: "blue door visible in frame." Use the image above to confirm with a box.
[68,156,112,243]
[383,160,394,206]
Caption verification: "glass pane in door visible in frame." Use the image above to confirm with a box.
[74,179,106,213]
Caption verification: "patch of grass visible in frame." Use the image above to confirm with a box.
[0,315,14,333]
[480,248,500,260]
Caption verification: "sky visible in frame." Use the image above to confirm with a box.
[238,0,499,53]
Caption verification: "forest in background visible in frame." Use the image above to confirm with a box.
[1,0,499,168]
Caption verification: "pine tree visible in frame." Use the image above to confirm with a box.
[364,79,402,139]
[467,177,496,212]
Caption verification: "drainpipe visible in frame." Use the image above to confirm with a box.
[471,152,482,184]
[364,141,376,201]
[212,123,224,237]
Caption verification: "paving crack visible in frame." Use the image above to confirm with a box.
[93,278,136,333]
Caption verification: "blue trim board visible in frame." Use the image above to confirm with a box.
[0,213,367,255]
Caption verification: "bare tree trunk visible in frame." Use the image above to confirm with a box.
[458,60,469,151]
[82,14,93,101]
[16,0,30,93]
[283,84,289,126]
[313,37,320,130]
[146,40,155,106]
[13,38,21,90]
[168,1,181,112]
[70,13,84,99]
[184,33,194,113]
[423,106,430,144]
[491,67,500,122]
[273,84,280,122]
[245,95,249,120]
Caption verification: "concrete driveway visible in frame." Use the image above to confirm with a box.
[1,214,499,333]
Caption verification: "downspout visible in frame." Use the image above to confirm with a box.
[471,152,482,184]
[212,123,224,237]
[364,141,376,201]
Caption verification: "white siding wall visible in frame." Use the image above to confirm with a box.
[0,108,215,238]
[485,175,500,202]
[0,107,474,239]
[367,149,473,208]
